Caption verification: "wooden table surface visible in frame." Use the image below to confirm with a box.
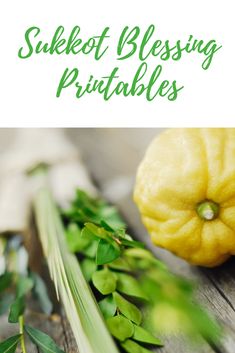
[1,128,235,353]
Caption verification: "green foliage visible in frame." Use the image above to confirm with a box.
[116,273,147,300]
[0,334,22,353]
[96,239,121,265]
[62,189,124,229]
[63,189,222,351]
[98,296,117,319]
[65,223,84,253]
[106,315,134,341]
[16,276,34,297]
[24,325,65,353]
[81,258,97,282]
[92,268,117,295]
[8,296,25,323]
[132,325,163,345]
[113,292,142,325]
[0,272,13,292]
[0,238,57,353]
[108,257,131,272]
[8,275,34,323]
[83,239,99,258]
[121,339,153,353]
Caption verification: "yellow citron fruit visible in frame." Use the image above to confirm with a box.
[134,128,235,267]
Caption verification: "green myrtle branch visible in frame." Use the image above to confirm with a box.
[63,189,222,351]
[0,238,64,353]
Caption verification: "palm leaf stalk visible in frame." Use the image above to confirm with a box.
[34,187,119,353]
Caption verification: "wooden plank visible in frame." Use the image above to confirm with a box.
[68,128,235,353]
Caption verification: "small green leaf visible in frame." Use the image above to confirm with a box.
[99,295,117,319]
[17,276,34,298]
[133,325,163,346]
[106,315,134,341]
[92,268,117,295]
[96,239,120,265]
[81,259,97,282]
[24,325,65,353]
[8,296,25,323]
[0,334,21,353]
[81,225,97,241]
[115,228,127,238]
[116,273,148,300]
[100,220,114,231]
[135,259,153,270]
[0,293,14,315]
[120,239,145,249]
[108,257,132,272]
[83,239,99,258]
[31,272,53,314]
[125,248,167,270]
[84,223,107,239]
[66,223,90,253]
[121,339,153,353]
[0,272,12,292]
[124,248,155,261]
[100,208,125,229]
[113,292,142,325]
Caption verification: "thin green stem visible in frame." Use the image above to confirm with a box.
[19,315,27,353]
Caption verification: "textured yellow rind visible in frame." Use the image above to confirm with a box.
[134,128,235,267]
